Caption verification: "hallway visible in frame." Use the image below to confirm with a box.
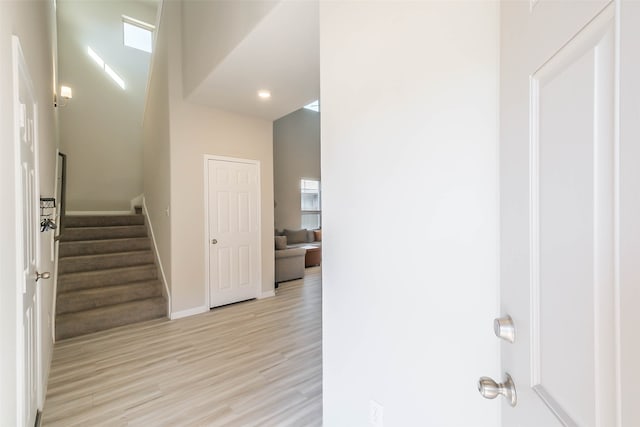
[42,268,322,426]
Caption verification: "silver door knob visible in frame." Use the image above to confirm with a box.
[478,373,517,406]
[494,315,515,343]
[211,239,218,244]
[36,271,51,281]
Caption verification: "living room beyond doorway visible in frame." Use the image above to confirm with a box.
[273,105,321,286]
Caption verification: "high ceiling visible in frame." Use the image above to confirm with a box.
[184,1,319,121]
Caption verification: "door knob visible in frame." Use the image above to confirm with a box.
[36,271,50,281]
[478,373,517,406]
[211,239,218,244]
[494,315,515,343]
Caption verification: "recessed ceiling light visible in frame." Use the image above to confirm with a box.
[258,90,271,99]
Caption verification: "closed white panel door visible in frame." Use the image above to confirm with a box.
[499,2,622,426]
[13,36,39,427]
[208,159,260,308]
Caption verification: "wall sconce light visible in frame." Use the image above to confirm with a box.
[54,85,73,107]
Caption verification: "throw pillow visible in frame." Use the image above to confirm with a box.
[275,236,287,250]
[284,229,307,244]
[314,229,322,241]
[306,230,315,243]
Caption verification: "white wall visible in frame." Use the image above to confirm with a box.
[273,108,320,230]
[320,2,500,425]
[144,1,275,317]
[57,0,156,211]
[0,0,58,423]
[169,106,274,313]
[180,0,279,97]
[142,2,172,298]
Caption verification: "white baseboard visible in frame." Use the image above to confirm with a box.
[171,305,208,320]
[143,198,172,315]
[66,210,132,215]
[259,290,275,299]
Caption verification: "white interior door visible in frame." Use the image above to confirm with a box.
[13,35,40,427]
[207,158,260,308]
[499,1,624,425]
[500,0,628,427]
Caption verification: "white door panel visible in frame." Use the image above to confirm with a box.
[13,35,39,427]
[618,5,640,422]
[532,21,614,426]
[500,2,618,426]
[207,159,260,307]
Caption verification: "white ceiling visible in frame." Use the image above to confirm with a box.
[185,1,319,121]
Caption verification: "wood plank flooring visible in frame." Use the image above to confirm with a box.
[42,267,322,426]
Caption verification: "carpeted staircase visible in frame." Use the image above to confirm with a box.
[55,214,167,340]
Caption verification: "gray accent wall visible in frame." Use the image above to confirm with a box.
[273,108,320,230]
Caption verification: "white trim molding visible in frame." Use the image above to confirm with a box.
[170,306,208,320]
[259,291,275,299]
[142,198,171,317]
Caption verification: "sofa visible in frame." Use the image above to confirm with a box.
[275,247,306,283]
[276,228,322,250]
[274,228,322,284]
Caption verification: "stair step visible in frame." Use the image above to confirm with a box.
[55,214,167,340]
[61,225,147,241]
[55,297,167,341]
[56,281,163,315]
[57,265,158,293]
[64,215,144,228]
[59,237,151,257]
[58,251,154,274]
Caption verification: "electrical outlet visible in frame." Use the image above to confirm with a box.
[369,400,384,427]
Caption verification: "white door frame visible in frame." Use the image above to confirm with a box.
[203,154,262,309]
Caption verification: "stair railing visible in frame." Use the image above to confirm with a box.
[55,152,67,241]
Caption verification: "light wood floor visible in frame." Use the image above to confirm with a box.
[42,267,322,427]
